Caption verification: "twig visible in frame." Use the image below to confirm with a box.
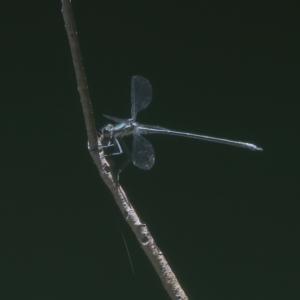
[61,1,188,299]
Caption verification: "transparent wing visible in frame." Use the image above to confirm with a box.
[131,76,152,121]
[132,127,155,170]
[103,114,127,123]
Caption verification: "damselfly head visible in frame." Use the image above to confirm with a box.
[101,124,115,137]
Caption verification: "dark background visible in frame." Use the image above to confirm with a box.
[1,1,299,299]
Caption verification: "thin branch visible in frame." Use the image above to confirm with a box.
[61,1,188,299]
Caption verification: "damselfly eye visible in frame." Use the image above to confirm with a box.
[102,124,114,134]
